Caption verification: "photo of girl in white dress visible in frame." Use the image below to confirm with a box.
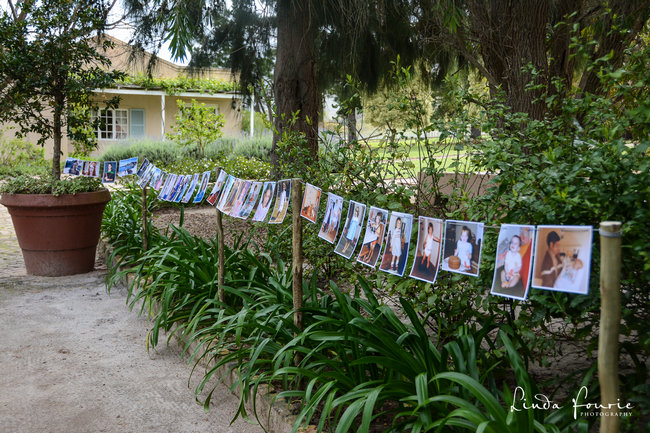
[409,217,443,283]
[318,193,343,244]
[379,212,413,277]
[334,201,366,259]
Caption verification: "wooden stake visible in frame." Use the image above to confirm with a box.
[215,168,226,303]
[598,221,622,433]
[141,186,148,251]
[292,178,303,332]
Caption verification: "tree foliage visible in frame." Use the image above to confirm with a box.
[167,99,225,158]
[0,0,123,180]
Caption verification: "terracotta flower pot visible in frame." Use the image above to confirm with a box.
[0,190,111,276]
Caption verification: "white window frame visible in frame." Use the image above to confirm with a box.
[93,108,129,140]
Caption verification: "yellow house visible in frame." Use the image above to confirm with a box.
[91,35,243,155]
[0,35,242,159]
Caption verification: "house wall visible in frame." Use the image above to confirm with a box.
[91,92,243,156]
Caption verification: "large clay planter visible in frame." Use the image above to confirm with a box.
[0,190,111,276]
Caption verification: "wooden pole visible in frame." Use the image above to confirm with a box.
[215,168,226,303]
[598,221,622,433]
[141,186,148,251]
[292,178,303,332]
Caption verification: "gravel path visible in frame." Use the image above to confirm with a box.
[0,205,266,433]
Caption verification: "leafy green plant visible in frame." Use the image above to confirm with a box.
[167,99,225,158]
[0,175,103,195]
[117,74,239,95]
[0,134,49,178]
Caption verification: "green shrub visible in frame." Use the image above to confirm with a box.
[0,134,49,178]
[240,109,273,137]
[0,174,103,195]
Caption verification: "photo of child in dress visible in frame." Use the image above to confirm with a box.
[532,226,592,295]
[318,193,343,244]
[118,157,138,176]
[300,183,322,223]
[334,201,366,259]
[379,212,413,277]
[102,161,117,183]
[356,207,388,268]
[216,175,236,212]
[238,181,263,219]
[252,182,276,222]
[181,173,201,203]
[409,217,443,283]
[193,171,211,203]
[206,170,228,206]
[441,220,484,277]
[490,225,535,300]
[269,179,291,224]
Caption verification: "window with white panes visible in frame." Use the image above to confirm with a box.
[93,109,129,140]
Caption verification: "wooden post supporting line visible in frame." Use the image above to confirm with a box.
[215,168,226,303]
[291,178,304,332]
[598,221,622,433]
[141,186,148,251]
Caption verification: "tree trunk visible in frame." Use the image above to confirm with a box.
[52,94,63,181]
[347,109,357,143]
[469,0,549,121]
[271,0,320,173]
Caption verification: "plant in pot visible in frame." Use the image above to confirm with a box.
[0,0,124,276]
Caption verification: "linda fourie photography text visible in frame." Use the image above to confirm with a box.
[510,386,634,419]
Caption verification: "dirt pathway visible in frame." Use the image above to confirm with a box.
[0,205,265,433]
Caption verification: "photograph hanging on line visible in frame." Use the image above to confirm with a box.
[161,174,178,201]
[81,160,90,176]
[237,181,263,219]
[181,173,201,203]
[136,158,150,178]
[63,157,80,176]
[379,211,414,277]
[252,182,276,222]
[206,169,227,205]
[102,161,117,183]
[334,201,366,259]
[149,167,164,190]
[532,225,592,295]
[300,183,322,223]
[356,207,388,268]
[171,175,191,203]
[318,193,344,244]
[159,174,176,201]
[137,164,155,188]
[409,217,443,283]
[230,180,252,217]
[268,179,291,224]
[490,224,536,300]
[441,220,484,277]
[118,157,138,177]
[216,175,237,212]
[193,171,211,203]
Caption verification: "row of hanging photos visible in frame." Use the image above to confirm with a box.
[76,156,592,302]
